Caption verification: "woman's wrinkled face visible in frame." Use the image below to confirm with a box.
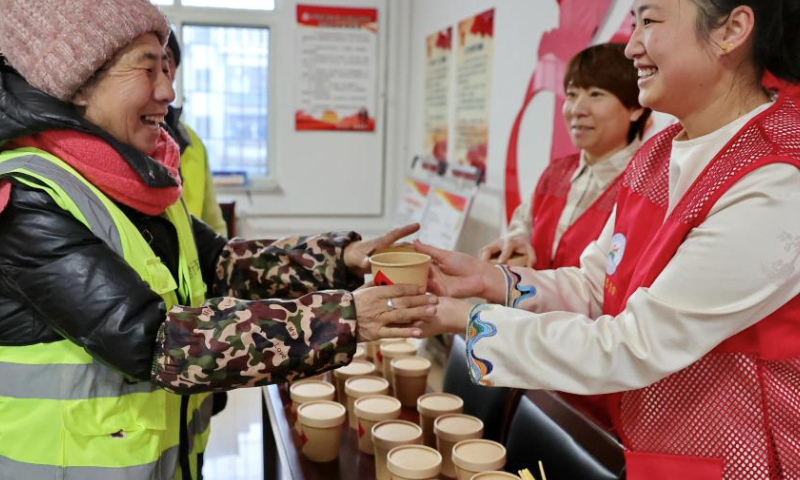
[625,0,718,118]
[562,85,640,162]
[73,33,175,155]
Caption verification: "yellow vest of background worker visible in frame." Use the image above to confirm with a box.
[179,123,227,236]
[0,148,210,480]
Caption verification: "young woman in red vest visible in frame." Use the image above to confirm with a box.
[414,1,800,479]
[481,43,650,269]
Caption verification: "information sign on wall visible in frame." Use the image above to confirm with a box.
[453,8,495,171]
[295,5,378,131]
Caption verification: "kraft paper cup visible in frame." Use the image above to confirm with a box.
[369,252,431,287]
[379,341,418,379]
[471,472,521,480]
[391,356,431,408]
[297,401,346,463]
[365,341,379,361]
[289,380,336,432]
[354,395,402,454]
[345,376,390,430]
[374,338,408,376]
[375,245,416,255]
[434,414,485,478]
[452,439,507,480]
[333,359,376,402]
[372,420,423,480]
[417,393,464,447]
[387,445,442,480]
[354,344,367,361]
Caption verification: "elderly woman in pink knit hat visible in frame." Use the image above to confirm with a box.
[0,1,436,478]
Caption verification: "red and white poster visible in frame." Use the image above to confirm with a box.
[394,178,431,229]
[417,185,475,251]
[423,27,453,164]
[295,5,378,131]
[453,8,494,171]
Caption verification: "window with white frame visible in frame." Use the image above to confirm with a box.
[154,0,274,179]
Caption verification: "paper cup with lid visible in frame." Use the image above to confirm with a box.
[354,344,367,361]
[354,394,402,454]
[374,338,407,375]
[288,379,335,431]
[332,359,376,402]
[372,420,423,480]
[379,340,418,379]
[417,393,464,447]
[365,341,379,362]
[451,439,507,480]
[470,472,521,480]
[391,356,431,407]
[344,375,390,430]
[296,400,346,463]
[387,445,442,480]
[433,414,485,478]
[368,251,431,288]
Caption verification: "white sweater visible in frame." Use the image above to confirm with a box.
[470,101,800,394]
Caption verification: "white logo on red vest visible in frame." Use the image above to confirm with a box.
[606,233,626,275]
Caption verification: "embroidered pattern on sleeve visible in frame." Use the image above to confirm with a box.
[496,264,537,308]
[466,304,498,386]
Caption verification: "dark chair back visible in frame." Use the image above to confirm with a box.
[442,335,519,442]
[504,391,625,480]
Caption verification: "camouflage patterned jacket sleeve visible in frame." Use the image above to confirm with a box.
[212,231,364,300]
[151,292,357,394]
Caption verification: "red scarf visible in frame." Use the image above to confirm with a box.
[4,129,182,215]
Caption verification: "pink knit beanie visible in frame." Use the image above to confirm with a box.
[0,0,170,102]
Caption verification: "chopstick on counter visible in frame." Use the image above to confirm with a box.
[518,468,536,480]
[518,461,548,480]
[538,461,548,480]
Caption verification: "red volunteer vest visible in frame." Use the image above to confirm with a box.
[602,96,800,480]
[530,154,622,270]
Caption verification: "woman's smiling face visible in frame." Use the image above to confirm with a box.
[73,33,175,155]
[625,0,720,118]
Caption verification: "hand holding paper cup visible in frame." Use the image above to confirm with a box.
[369,251,432,287]
[352,283,438,342]
[343,223,421,275]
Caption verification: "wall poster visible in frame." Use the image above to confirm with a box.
[393,178,431,229]
[423,27,453,163]
[453,8,495,171]
[417,184,475,251]
[295,5,378,131]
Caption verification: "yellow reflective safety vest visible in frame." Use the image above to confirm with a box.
[179,124,209,221]
[0,148,210,480]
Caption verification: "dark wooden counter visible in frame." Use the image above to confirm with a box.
[262,383,420,480]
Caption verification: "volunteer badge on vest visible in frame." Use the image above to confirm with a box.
[606,233,627,275]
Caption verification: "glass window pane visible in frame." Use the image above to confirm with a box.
[182,25,270,176]
[181,0,275,10]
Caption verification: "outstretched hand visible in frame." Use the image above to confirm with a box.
[352,283,438,342]
[343,223,420,275]
[407,297,473,338]
[413,241,505,302]
[479,234,536,267]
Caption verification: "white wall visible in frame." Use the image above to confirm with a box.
[215,0,650,248]
[216,0,407,240]
[403,0,637,255]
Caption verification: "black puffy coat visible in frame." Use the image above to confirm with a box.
[0,65,227,381]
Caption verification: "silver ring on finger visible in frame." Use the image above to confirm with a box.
[386,298,395,311]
